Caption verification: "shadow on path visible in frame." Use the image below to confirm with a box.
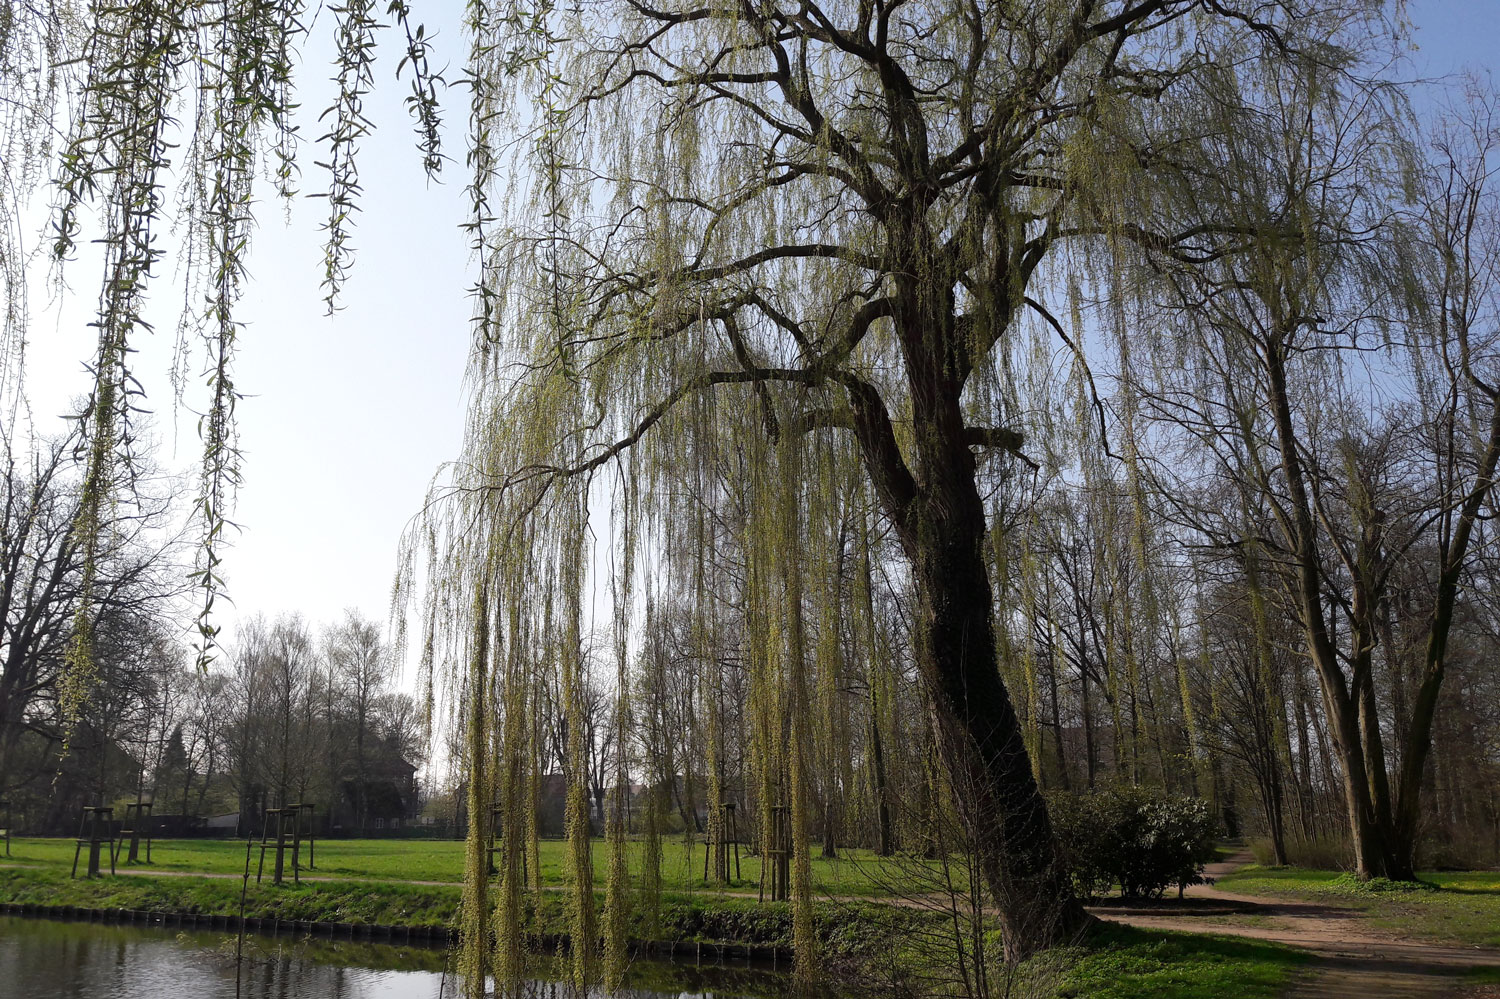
[1092,851,1500,997]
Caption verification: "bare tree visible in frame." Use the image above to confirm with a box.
[326,609,389,832]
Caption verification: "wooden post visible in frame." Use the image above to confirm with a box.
[255,808,270,882]
[285,802,312,882]
[72,806,116,879]
[704,801,743,884]
[299,803,316,870]
[256,807,296,885]
[0,799,9,858]
[115,799,153,865]
[727,802,742,881]
[764,805,790,902]
[274,809,287,885]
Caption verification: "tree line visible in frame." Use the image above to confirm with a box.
[0,432,426,834]
[209,610,426,835]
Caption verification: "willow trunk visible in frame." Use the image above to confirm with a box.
[863,227,1087,958]
[903,500,1091,959]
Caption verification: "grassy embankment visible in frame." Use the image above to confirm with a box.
[0,837,1312,998]
[1217,866,1500,948]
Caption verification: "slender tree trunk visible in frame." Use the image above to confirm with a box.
[1080,651,1097,790]
[1292,685,1317,840]
[1264,342,1391,878]
[356,698,367,834]
[1048,643,1070,791]
[1306,679,1338,839]
[1257,728,1289,866]
[1390,393,1500,876]
[868,699,893,855]
[857,534,894,856]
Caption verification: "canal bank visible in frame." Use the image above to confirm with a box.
[0,897,796,966]
[0,867,924,981]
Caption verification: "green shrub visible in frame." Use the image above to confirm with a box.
[1286,836,1351,870]
[1247,837,1281,867]
[1049,788,1219,900]
[1418,834,1497,872]
[1242,828,1350,870]
[1249,834,1351,869]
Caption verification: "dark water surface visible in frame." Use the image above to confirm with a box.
[0,915,803,999]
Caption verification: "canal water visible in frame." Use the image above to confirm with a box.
[0,915,804,998]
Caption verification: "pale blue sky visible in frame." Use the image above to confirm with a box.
[1407,1,1497,77]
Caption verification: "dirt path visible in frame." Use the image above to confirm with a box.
[1094,851,1500,997]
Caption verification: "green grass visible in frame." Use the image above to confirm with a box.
[1217,865,1500,948]
[2,836,922,897]
[0,859,1330,998]
[0,867,459,926]
[0,839,1363,998]
[1031,926,1308,999]
[878,917,1308,999]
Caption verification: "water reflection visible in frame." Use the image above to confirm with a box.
[0,916,799,999]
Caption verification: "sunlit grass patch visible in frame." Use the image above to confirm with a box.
[1040,926,1308,999]
[3,836,926,898]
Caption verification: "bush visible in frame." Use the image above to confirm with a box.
[1049,788,1219,900]
[1249,835,1351,870]
[1418,834,1496,872]
[1291,836,1351,870]
[1247,837,1280,867]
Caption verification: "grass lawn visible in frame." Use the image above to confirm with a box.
[1032,926,1308,999]
[2,835,932,898]
[0,867,460,926]
[1216,866,1500,948]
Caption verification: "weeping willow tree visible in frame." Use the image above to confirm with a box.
[411,0,1386,964]
[4,0,1404,975]
[0,0,443,681]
